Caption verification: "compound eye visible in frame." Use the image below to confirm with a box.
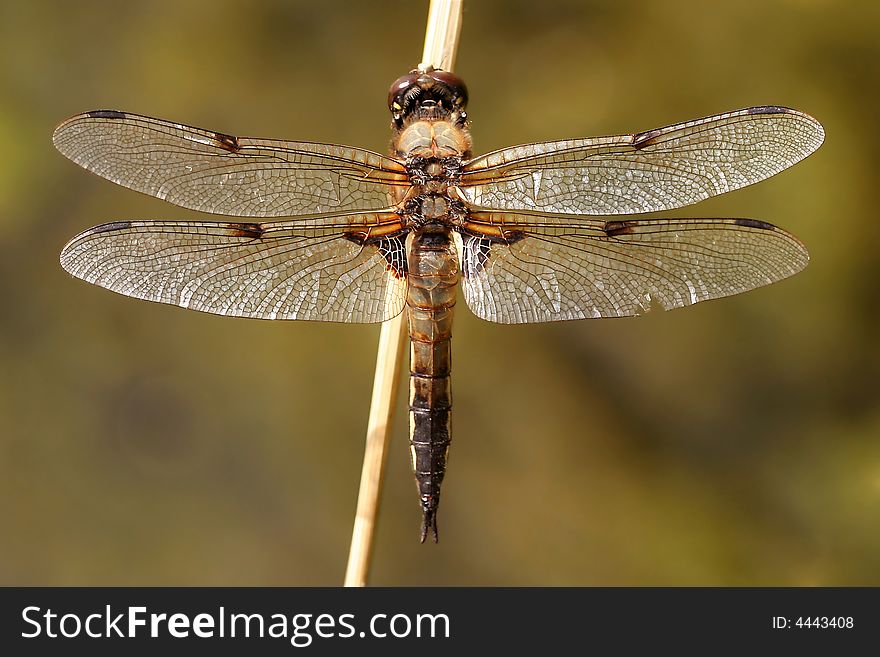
[388,72,420,112]
[429,70,468,108]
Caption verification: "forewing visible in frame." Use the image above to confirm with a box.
[53,110,409,218]
[60,214,408,323]
[460,107,824,215]
[459,213,808,324]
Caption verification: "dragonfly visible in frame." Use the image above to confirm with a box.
[55,68,824,542]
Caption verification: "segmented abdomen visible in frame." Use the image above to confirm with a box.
[406,227,459,542]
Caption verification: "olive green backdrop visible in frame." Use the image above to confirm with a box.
[1,0,877,585]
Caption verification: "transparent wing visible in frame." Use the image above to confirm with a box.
[460,106,824,215]
[60,213,408,323]
[53,110,409,218]
[459,212,808,324]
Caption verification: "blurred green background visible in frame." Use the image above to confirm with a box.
[1,0,877,585]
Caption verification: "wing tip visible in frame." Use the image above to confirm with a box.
[745,104,826,152]
[59,220,134,269]
[52,110,129,148]
[729,216,810,267]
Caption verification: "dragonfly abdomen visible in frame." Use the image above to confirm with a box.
[406,227,459,543]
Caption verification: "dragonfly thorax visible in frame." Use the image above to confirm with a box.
[394,119,472,159]
[402,193,467,229]
[405,155,462,187]
[420,195,448,220]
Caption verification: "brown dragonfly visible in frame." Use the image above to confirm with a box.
[55,68,824,542]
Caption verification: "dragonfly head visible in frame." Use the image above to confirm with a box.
[388,68,468,128]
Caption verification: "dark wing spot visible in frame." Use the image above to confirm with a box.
[227,222,263,238]
[746,105,791,115]
[632,128,663,149]
[604,220,637,236]
[87,110,127,119]
[213,131,241,153]
[342,231,368,246]
[503,229,526,245]
[92,221,132,234]
[734,218,776,230]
